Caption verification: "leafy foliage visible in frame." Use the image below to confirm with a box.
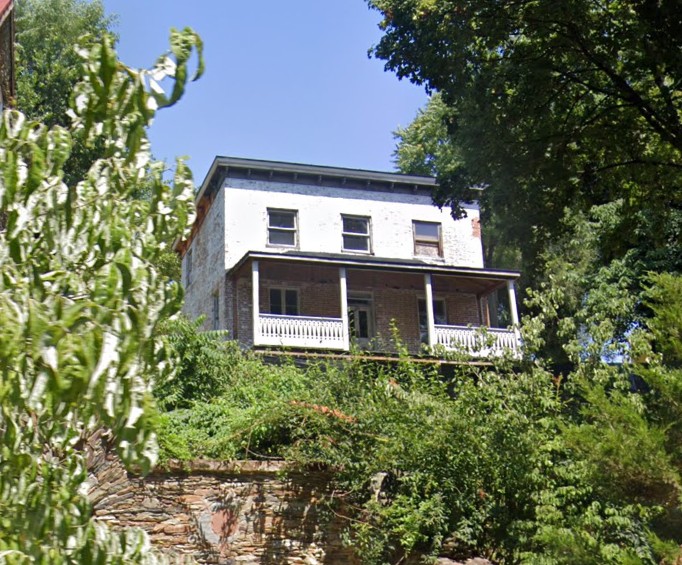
[15,0,116,186]
[157,327,676,563]
[377,0,682,330]
[154,316,234,410]
[0,26,202,562]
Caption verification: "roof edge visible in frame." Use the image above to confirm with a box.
[227,250,521,281]
[211,155,436,187]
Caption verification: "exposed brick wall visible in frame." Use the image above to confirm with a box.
[234,262,484,354]
[235,276,253,347]
[182,188,226,330]
[471,218,481,240]
[224,277,236,339]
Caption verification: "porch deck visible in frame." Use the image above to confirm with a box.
[255,314,520,357]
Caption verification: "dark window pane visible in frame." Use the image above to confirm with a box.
[285,290,298,315]
[418,299,447,327]
[343,234,369,251]
[434,301,447,325]
[357,310,369,338]
[269,288,283,314]
[418,299,427,328]
[269,211,295,228]
[269,229,296,246]
[343,217,368,234]
[414,221,440,240]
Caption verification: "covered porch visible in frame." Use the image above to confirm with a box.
[231,251,521,358]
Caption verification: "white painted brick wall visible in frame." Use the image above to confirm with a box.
[182,176,487,331]
[222,178,484,270]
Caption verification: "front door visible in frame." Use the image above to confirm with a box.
[348,294,374,347]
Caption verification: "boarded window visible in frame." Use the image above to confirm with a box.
[413,221,442,257]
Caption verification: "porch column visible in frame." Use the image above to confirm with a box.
[477,293,491,326]
[339,267,349,351]
[424,273,436,349]
[252,260,260,345]
[506,280,520,326]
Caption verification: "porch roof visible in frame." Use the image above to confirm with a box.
[228,250,519,294]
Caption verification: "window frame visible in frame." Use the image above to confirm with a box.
[341,214,372,254]
[412,220,443,257]
[267,208,298,248]
[417,297,447,343]
[268,287,300,316]
[211,291,220,330]
[185,248,193,286]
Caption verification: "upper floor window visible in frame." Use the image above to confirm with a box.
[267,209,297,247]
[342,215,371,253]
[413,221,442,257]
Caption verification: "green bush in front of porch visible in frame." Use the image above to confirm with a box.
[153,315,668,564]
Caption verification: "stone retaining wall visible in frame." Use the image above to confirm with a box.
[87,439,359,564]
[85,433,492,565]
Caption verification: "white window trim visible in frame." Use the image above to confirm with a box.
[268,286,300,316]
[341,214,372,254]
[417,296,448,326]
[267,208,298,248]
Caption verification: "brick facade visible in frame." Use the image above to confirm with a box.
[232,262,484,355]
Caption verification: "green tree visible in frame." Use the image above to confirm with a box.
[15,0,114,125]
[393,94,522,273]
[372,0,682,288]
[15,0,116,186]
[0,25,203,562]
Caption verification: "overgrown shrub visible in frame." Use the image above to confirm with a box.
[156,329,671,563]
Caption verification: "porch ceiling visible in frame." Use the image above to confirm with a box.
[228,250,519,294]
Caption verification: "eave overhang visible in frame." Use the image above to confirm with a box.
[227,250,520,294]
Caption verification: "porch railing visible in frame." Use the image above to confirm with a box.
[256,314,347,350]
[434,325,520,357]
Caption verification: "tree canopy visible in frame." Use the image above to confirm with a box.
[15,0,115,187]
[371,0,682,290]
[15,0,115,125]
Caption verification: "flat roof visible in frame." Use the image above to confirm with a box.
[194,156,440,210]
[199,155,435,193]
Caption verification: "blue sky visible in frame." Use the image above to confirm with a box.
[102,1,428,185]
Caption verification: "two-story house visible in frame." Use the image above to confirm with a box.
[177,157,521,358]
